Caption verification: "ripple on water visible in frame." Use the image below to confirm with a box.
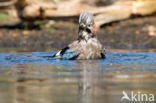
[0,52,155,64]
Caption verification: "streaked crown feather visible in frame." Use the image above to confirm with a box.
[79,12,94,25]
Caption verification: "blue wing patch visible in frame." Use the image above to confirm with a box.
[61,49,79,60]
[52,47,79,60]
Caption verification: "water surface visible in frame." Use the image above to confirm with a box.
[0,51,156,103]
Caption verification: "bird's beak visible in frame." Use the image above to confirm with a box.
[79,24,86,30]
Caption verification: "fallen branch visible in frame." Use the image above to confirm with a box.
[15,0,156,28]
[0,0,17,8]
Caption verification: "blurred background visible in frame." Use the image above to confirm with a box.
[0,0,155,52]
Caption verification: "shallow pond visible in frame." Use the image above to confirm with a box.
[0,51,156,103]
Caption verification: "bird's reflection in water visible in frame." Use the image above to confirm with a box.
[12,61,119,103]
[13,61,107,103]
[77,60,103,103]
[78,61,156,103]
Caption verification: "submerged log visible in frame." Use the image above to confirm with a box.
[15,0,156,28]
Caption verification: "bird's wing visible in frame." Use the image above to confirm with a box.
[52,47,79,60]
[101,52,106,59]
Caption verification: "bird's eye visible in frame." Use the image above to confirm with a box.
[88,23,93,27]
[88,24,91,27]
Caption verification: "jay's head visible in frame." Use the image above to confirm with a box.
[78,12,95,40]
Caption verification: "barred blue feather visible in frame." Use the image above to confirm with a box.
[52,47,79,60]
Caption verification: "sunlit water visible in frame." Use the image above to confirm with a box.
[0,51,156,103]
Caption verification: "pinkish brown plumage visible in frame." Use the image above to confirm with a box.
[52,12,105,60]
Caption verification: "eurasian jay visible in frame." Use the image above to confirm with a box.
[52,12,105,60]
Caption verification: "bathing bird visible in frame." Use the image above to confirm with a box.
[52,12,105,60]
